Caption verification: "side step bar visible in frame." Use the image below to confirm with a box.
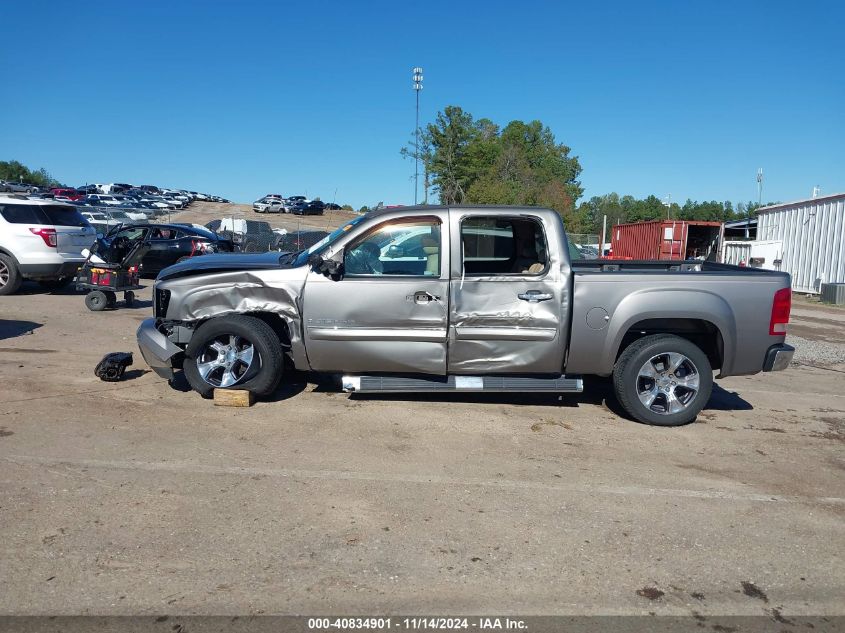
[341,374,583,394]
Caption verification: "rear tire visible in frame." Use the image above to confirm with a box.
[613,334,713,426]
[0,254,22,296]
[183,315,284,399]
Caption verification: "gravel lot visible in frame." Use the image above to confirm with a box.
[0,203,843,619]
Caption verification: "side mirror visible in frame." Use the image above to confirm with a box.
[387,244,404,258]
[308,252,343,279]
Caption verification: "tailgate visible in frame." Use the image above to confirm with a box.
[38,205,96,258]
[55,226,96,258]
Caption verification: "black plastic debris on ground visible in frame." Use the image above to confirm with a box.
[95,352,133,382]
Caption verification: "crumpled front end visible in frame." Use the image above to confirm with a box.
[137,318,183,380]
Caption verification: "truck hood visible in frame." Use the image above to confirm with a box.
[156,252,294,281]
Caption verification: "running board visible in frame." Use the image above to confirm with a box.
[341,374,583,394]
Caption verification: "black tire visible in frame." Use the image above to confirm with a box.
[183,315,284,399]
[243,241,259,253]
[124,291,135,307]
[105,290,117,308]
[0,253,23,296]
[613,334,713,426]
[85,290,109,311]
[38,276,75,292]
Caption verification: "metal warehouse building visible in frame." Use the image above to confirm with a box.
[756,192,845,293]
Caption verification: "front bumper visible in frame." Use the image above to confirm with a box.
[763,343,795,372]
[137,318,182,380]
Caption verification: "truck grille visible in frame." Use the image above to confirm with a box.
[154,288,171,318]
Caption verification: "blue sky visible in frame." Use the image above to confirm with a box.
[2,0,843,207]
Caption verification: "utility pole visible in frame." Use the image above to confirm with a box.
[751,168,763,239]
[412,67,424,205]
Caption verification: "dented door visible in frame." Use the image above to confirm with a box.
[447,211,569,374]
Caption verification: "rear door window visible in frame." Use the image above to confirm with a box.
[0,204,47,224]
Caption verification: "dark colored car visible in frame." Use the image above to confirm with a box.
[292,200,325,215]
[275,229,329,253]
[204,219,281,253]
[103,223,234,276]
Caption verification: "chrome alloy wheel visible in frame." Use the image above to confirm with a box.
[195,334,256,388]
[636,352,700,415]
[0,259,8,288]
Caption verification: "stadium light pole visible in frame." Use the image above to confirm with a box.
[413,66,424,205]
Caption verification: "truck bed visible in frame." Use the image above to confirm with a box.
[566,259,791,378]
[572,259,785,276]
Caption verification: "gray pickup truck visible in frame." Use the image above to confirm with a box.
[137,205,794,426]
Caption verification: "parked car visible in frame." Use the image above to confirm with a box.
[84,194,123,207]
[2,182,41,194]
[205,219,281,252]
[138,205,795,426]
[275,229,329,253]
[80,210,114,234]
[292,200,325,215]
[0,197,96,294]
[253,197,284,213]
[50,188,84,202]
[102,223,235,277]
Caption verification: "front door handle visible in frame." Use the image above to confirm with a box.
[518,290,553,302]
[414,291,440,304]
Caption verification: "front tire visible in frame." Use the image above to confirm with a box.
[613,334,713,426]
[183,315,284,398]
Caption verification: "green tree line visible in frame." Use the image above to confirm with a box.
[0,160,62,187]
[572,194,771,235]
[404,107,774,234]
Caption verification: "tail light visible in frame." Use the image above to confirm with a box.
[769,287,791,335]
[30,228,57,247]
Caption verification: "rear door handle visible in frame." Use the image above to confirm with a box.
[518,290,553,302]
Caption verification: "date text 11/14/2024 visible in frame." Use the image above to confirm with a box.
[307,617,528,630]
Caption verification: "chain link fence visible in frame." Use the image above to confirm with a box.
[568,233,601,258]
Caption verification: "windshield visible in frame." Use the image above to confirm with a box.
[292,215,367,266]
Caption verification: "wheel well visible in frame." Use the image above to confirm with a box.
[245,312,292,350]
[616,319,723,370]
[0,247,18,261]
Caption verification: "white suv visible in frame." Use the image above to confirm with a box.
[0,196,96,294]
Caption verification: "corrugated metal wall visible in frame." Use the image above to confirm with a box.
[757,196,845,293]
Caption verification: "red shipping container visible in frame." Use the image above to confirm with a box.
[609,220,723,261]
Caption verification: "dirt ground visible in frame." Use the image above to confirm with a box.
[0,203,843,618]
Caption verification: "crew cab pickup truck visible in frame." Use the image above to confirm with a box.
[137,206,794,426]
